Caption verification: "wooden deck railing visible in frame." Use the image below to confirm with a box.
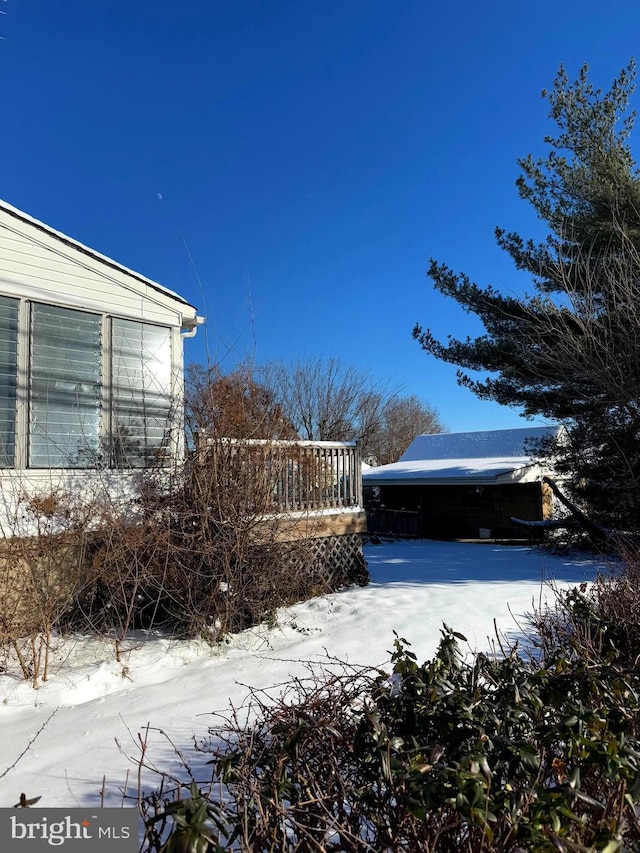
[366,507,421,538]
[194,436,362,512]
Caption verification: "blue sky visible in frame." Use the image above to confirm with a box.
[2,1,639,432]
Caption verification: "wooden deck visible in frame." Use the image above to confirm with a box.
[193,436,368,580]
[194,435,367,538]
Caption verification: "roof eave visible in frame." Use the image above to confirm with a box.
[363,463,546,487]
[363,476,504,486]
[0,198,197,314]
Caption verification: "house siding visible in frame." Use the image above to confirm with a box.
[0,201,198,495]
[0,207,194,328]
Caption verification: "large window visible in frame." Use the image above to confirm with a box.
[0,295,18,467]
[112,319,173,467]
[30,304,102,468]
[0,296,174,469]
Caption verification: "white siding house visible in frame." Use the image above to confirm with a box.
[0,200,201,532]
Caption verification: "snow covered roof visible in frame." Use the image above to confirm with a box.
[399,426,562,462]
[363,426,563,486]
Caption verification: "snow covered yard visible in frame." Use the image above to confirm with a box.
[0,539,603,812]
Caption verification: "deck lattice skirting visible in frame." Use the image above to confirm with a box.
[306,531,368,586]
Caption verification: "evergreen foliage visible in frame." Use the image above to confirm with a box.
[413,61,640,532]
[139,610,640,852]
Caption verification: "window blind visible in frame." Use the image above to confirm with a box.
[111,319,172,467]
[30,304,102,468]
[0,295,18,467]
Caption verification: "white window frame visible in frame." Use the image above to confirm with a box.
[0,294,176,470]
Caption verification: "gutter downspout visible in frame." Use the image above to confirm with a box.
[182,315,205,338]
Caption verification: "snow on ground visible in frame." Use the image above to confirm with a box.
[0,539,604,812]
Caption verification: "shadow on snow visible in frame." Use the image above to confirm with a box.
[364,539,606,586]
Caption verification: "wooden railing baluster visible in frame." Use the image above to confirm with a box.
[193,436,362,513]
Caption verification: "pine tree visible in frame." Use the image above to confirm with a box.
[413,61,640,533]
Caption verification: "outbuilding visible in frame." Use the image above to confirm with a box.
[362,426,564,540]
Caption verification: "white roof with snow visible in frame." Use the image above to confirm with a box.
[362,426,563,486]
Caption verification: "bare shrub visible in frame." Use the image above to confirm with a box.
[0,434,365,679]
[134,660,380,852]
[60,436,366,652]
[2,360,368,680]
[531,549,640,668]
[0,486,95,685]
